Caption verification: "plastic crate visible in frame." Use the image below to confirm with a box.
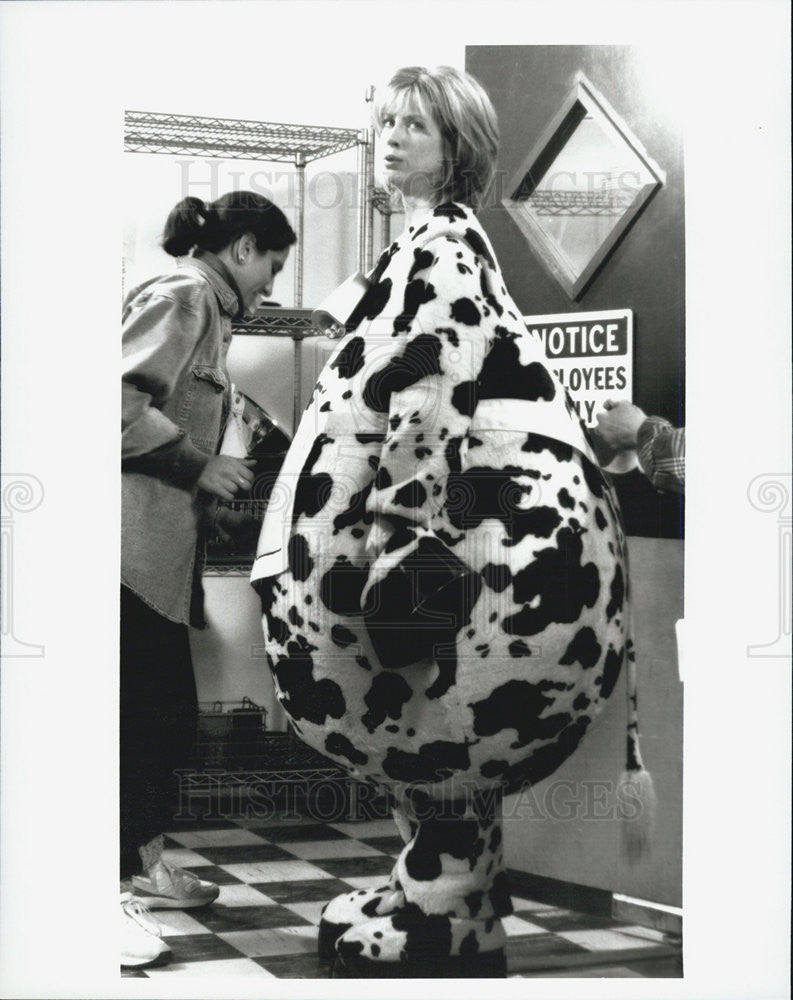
[196,698,267,739]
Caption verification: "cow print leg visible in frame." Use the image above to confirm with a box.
[331,794,511,977]
[317,806,413,960]
[318,883,407,961]
[332,909,508,978]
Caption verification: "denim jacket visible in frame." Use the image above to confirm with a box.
[122,255,239,626]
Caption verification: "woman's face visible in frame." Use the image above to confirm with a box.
[379,94,446,203]
[239,246,289,311]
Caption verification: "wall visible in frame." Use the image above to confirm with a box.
[503,536,684,906]
[191,575,287,729]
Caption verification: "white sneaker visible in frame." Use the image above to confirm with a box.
[132,859,219,910]
[120,892,172,968]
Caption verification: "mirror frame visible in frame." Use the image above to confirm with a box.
[502,72,666,300]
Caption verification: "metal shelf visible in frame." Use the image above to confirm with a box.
[124,110,361,163]
[527,189,635,217]
[185,730,351,794]
[232,308,316,337]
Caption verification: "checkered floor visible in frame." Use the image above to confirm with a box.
[123,814,682,980]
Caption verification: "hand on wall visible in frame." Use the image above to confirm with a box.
[595,399,647,451]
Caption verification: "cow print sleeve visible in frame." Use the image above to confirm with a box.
[359,237,493,669]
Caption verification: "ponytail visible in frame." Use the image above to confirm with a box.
[162,197,214,257]
[161,191,295,258]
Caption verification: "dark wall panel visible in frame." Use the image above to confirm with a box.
[467,45,685,536]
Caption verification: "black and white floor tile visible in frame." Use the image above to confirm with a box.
[123,814,682,980]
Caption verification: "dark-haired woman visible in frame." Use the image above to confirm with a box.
[120,192,295,968]
[253,67,653,978]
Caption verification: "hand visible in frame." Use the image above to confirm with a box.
[595,400,647,451]
[197,456,255,501]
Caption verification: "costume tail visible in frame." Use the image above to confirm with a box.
[616,626,657,864]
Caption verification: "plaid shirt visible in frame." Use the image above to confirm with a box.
[637,417,685,494]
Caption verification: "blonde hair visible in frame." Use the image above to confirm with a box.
[374,65,499,210]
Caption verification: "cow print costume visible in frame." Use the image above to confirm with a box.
[252,202,651,977]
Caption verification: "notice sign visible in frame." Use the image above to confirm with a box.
[524,309,633,426]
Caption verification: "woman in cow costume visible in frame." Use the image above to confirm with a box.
[252,65,653,978]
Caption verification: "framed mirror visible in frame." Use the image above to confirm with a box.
[502,72,665,299]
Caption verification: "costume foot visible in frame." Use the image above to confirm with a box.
[330,909,507,978]
[318,883,405,961]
